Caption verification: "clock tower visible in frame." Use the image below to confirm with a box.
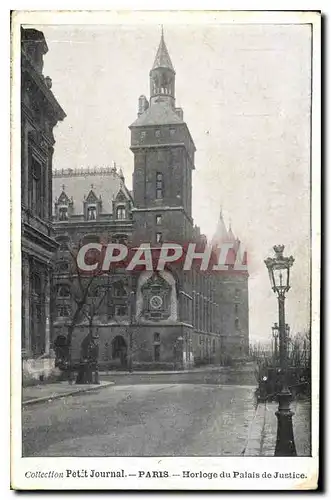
[129,29,196,246]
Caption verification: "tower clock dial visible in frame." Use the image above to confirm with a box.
[149,295,163,310]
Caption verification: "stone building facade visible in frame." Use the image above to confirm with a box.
[21,28,66,359]
[52,32,249,368]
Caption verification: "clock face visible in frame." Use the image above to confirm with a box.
[149,295,163,310]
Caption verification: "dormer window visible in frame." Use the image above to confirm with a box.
[116,206,126,220]
[59,206,68,221]
[87,205,96,221]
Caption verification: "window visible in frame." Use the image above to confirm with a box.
[59,206,68,221]
[140,131,146,140]
[153,332,160,343]
[235,304,239,314]
[115,305,127,316]
[87,205,96,220]
[113,281,127,297]
[155,129,161,138]
[235,318,239,329]
[116,206,126,220]
[154,344,160,362]
[88,285,100,297]
[170,128,176,136]
[156,232,162,243]
[31,159,42,217]
[212,338,216,354]
[156,215,162,225]
[235,288,241,300]
[200,336,203,345]
[57,305,71,318]
[156,172,163,199]
[57,285,70,298]
[56,261,69,273]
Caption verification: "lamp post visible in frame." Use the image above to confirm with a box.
[264,245,296,456]
[128,289,135,373]
[272,322,279,365]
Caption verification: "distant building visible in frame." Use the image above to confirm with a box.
[21,28,66,359]
[52,31,249,368]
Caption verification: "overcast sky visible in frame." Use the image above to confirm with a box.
[33,22,311,342]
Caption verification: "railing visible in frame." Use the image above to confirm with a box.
[53,166,120,177]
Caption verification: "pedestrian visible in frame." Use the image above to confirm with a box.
[76,333,92,384]
[88,332,100,384]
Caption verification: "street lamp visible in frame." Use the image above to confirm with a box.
[271,322,279,365]
[264,244,296,456]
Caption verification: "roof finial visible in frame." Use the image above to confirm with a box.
[220,205,223,219]
[62,184,65,191]
[161,24,164,39]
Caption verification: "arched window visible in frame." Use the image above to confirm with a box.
[116,206,126,220]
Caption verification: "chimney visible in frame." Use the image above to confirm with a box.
[138,95,149,116]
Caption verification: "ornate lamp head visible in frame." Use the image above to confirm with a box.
[264,245,295,296]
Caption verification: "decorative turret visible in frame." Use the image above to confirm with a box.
[149,27,176,108]
[211,207,229,248]
[227,220,236,242]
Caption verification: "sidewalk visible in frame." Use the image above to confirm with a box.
[245,399,311,456]
[22,380,114,406]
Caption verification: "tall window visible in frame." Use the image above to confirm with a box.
[156,172,163,199]
[31,159,42,217]
[153,333,161,362]
[154,332,160,343]
[235,318,239,329]
[87,205,96,220]
[156,232,162,243]
[235,303,239,315]
[156,215,162,225]
[116,206,126,220]
[113,281,127,297]
[59,207,68,221]
[115,305,127,316]
[154,344,160,362]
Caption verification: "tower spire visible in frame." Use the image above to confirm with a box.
[151,27,175,72]
[150,28,176,106]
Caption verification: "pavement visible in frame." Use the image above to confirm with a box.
[21,381,311,457]
[22,380,114,405]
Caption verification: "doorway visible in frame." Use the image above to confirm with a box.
[112,335,127,367]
